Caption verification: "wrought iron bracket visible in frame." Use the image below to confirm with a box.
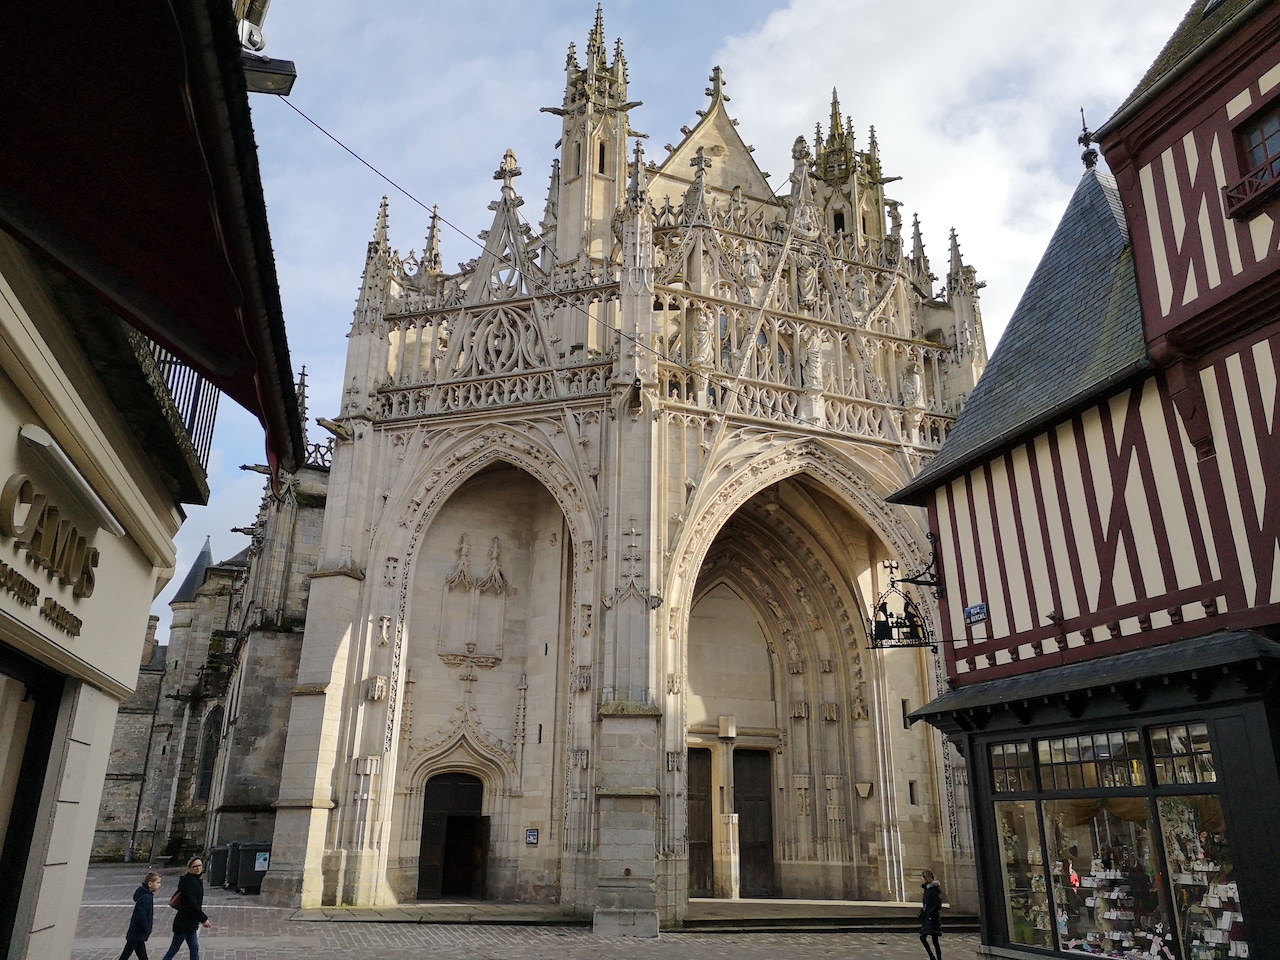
[896,531,943,600]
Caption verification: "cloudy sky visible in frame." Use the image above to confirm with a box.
[155,0,1189,637]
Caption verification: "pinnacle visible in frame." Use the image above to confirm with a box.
[369,196,390,252]
[705,65,729,103]
[949,227,964,270]
[587,4,606,60]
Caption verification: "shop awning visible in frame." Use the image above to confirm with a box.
[0,0,302,475]
[911,630,1280,737]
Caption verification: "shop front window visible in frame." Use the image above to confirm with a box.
[994,799,1052,948]
[1157,795,1249,959]
[1042,797,1173,956]
[1038,731,1145,790]
[1150,723,1216,786]
[991,741,1034,793]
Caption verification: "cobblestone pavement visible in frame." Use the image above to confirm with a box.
[76,864,980,959]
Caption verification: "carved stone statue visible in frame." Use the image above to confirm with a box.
[798,255,820,309]
[802,331,824,391]
[901,357,924,406]
[692,304,716,368]
[743,242,763,288]
[853,269,870,310]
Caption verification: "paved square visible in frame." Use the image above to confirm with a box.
[75,864,980,959]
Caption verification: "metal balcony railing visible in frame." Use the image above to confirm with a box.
[145,341,220,469]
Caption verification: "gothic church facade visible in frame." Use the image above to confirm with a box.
[265,12,986,922]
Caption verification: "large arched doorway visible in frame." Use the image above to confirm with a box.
[684,475,944,902]
[417,772,487,899]
[389,460,572,903]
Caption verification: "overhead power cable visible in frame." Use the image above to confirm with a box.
[274,95,847,429]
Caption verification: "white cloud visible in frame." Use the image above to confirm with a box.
[717,0,1185,340]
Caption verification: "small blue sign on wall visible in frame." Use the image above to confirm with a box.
[525,828,539,845]
[963,602,988,626]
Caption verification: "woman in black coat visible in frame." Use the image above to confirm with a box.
[159,857,212,960]
[919,868,943,960]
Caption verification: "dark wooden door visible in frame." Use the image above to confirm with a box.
[416,814,447,899]
[687,748,713,896]
[471,816,490,899]
[418,773,484,900]
[733,749,776,897]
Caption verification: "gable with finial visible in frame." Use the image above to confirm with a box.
[654,66,773,205]
[464,149,547,305]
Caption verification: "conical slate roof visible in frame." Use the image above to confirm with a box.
[893,168,1148,503]
[171,536,215,603]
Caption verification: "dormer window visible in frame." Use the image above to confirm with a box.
[1223,100,1280,219]
[833,210,846,234]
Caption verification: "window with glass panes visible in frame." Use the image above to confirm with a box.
[982,720,1250,959]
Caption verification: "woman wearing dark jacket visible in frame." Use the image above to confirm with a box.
[919,869,943,960]
[160,857,212,960]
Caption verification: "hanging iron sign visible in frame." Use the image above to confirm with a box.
[869,533,942,650]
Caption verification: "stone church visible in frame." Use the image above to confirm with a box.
[110,10,990,925]
[263,11,986,923]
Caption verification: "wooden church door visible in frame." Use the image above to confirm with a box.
[417,773,487,899]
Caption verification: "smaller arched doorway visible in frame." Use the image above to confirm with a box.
[417,773,488,900]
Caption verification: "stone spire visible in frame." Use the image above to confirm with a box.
[422,205,442,275]
[626,138,649,210]
[172,536,215,604]
[586,3,606,64]
[541,8,641,262]
[352,197,392,334]
[815,88,854,183]
[295,366,310,448]
[827,88,843,149]
[911,213,933,291]
[369,195,389,259]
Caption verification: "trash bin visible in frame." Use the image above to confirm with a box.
[223,841,242,890]
[233,841,271,894]
[209,846,229,888]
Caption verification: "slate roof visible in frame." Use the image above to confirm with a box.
[1098,0,1267,138]
[892,168,1147,504]
[910,630,1280,721]
[171,536,215,603]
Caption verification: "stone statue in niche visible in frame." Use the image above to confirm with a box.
[802,331,824,391]
[692,304,716,368]
[798,254,820,308]
[853,270,870,310]
[901,357,924,406]
[743,242,763,288]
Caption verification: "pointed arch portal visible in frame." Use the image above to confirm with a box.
[682,472,929,901]
[416,772,487,900]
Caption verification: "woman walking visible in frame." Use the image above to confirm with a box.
[919,868,943,960]
[160,857,212,960]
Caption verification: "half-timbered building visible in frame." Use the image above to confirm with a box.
[894,1,1280,956]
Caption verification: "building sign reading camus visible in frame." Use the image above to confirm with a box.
[0,472,99,636]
